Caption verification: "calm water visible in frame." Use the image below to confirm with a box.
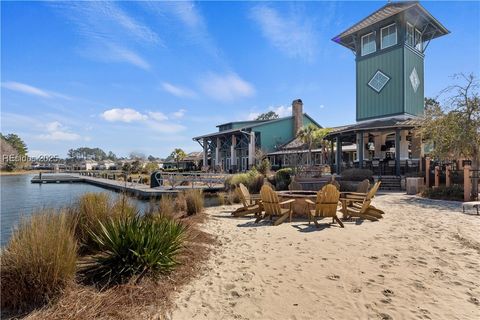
[0,174,148,246]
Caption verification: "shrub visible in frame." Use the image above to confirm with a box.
[227,168,264,193]
[275,168,293,190]
[217,192,226,205]
[340,168,373,182]
[421,185,464,201]
[1,210,77,312]
[80,214,186,286]
[256,158,271,175]
[228,190,241,204]
[184,189,204,215]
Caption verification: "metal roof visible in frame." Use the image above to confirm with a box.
[332,1,449,51]
[326,117,424,138]
[192,113,321,141]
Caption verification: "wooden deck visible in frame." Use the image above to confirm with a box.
[31,174,225,199]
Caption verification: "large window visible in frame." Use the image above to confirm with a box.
[415,29,423,51]
[361,32,376,56]
[381,23,397,49]
[406,23,415,47]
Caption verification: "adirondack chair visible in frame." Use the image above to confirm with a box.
[305,184,344,228]
[344,181,384,221]
[356,179,370,193]
[255,185,295,226]
[231,183,262,217]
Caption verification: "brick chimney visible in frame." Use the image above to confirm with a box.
[292,99,303,136]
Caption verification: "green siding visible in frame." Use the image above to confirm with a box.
[254,115,317,153]
[356,46,404,121]
[403,47,424,116]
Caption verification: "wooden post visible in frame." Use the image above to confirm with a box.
[425,157,430,188]
[335,136,342,174]
[434,166,440,188]
[464,165,472,202]
[445,165,451,187]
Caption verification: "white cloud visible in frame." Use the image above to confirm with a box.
[101,108,148,123]
[250,5,317,61]
[172,109,186,119]
[2,81,50,98]
[162,82,196,98]
[1,81,72,100]
[100,108,186,134]
[200,73,255,102]
[247,105,292,120]
[51,2,159,70]
[148,111,168,121]
[37,121,82,141]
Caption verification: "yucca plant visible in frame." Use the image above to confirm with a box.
[81,214,187,286]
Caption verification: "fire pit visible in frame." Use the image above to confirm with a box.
[276,190,318,216]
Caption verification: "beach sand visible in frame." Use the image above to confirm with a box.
[170,193,480,320]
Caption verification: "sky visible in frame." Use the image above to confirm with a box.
[1,1,479,159]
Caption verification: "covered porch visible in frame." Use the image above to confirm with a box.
[327,118,424,176]
[193,129,259,173]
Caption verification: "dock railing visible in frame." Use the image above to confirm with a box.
[151,171,231,189]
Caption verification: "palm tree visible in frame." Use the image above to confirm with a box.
[297,124,318,165]
[170,148,187,171]
[315,128,333,164]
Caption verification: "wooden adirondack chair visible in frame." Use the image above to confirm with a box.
[345,181,384,221]
[255,185,295,226]
[305,184,344,228]
[231,183,262,217]
[356,179,370,193]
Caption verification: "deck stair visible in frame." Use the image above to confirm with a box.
[376,176,402,191]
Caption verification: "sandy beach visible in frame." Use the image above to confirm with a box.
[171,193,480,320]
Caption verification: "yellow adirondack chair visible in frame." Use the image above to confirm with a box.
[305,184,344,228]
[345,181,384,220]
[256,185,295,226]
[231,183,262,217]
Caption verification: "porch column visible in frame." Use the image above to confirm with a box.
[230,135,236,171]
[335,136,342,174]
[248,131,255,169]
[202,138,208,169]
[330,139,334,169]
[215,137,220,169]
[356,132,364,168]
[374,134,382,158]
[395,129,401,176]
[400,130,409,160]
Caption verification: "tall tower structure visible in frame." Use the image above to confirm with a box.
[332,1,449,122]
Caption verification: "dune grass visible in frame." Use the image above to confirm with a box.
[184,189,204,215]
[1,210,77,312]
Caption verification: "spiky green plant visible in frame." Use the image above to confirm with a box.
[184,189,204,215]
[81,214,187,286]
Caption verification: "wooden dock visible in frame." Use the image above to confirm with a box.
[31,174,225,199]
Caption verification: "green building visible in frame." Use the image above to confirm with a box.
[329,1,449,176]
[193,99,321,172]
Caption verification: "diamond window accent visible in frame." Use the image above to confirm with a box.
[410,67,420,92]
[368,70,390,93]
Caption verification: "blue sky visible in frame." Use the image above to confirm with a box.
[1,1,479,158]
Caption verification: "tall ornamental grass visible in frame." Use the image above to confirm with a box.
[72,193,136,253]
[1,210,77,312]
[81,214,187,286]
[184,189,204,215]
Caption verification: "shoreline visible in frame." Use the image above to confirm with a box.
[0,170,50,176]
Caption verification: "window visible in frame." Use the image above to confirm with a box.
[381,23,397,49]
[361,32,376,56]
[415,28,423,51]
[368,70,390,93]
[406,22,415,47]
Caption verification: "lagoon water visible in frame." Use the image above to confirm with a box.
[0,174,148,246]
